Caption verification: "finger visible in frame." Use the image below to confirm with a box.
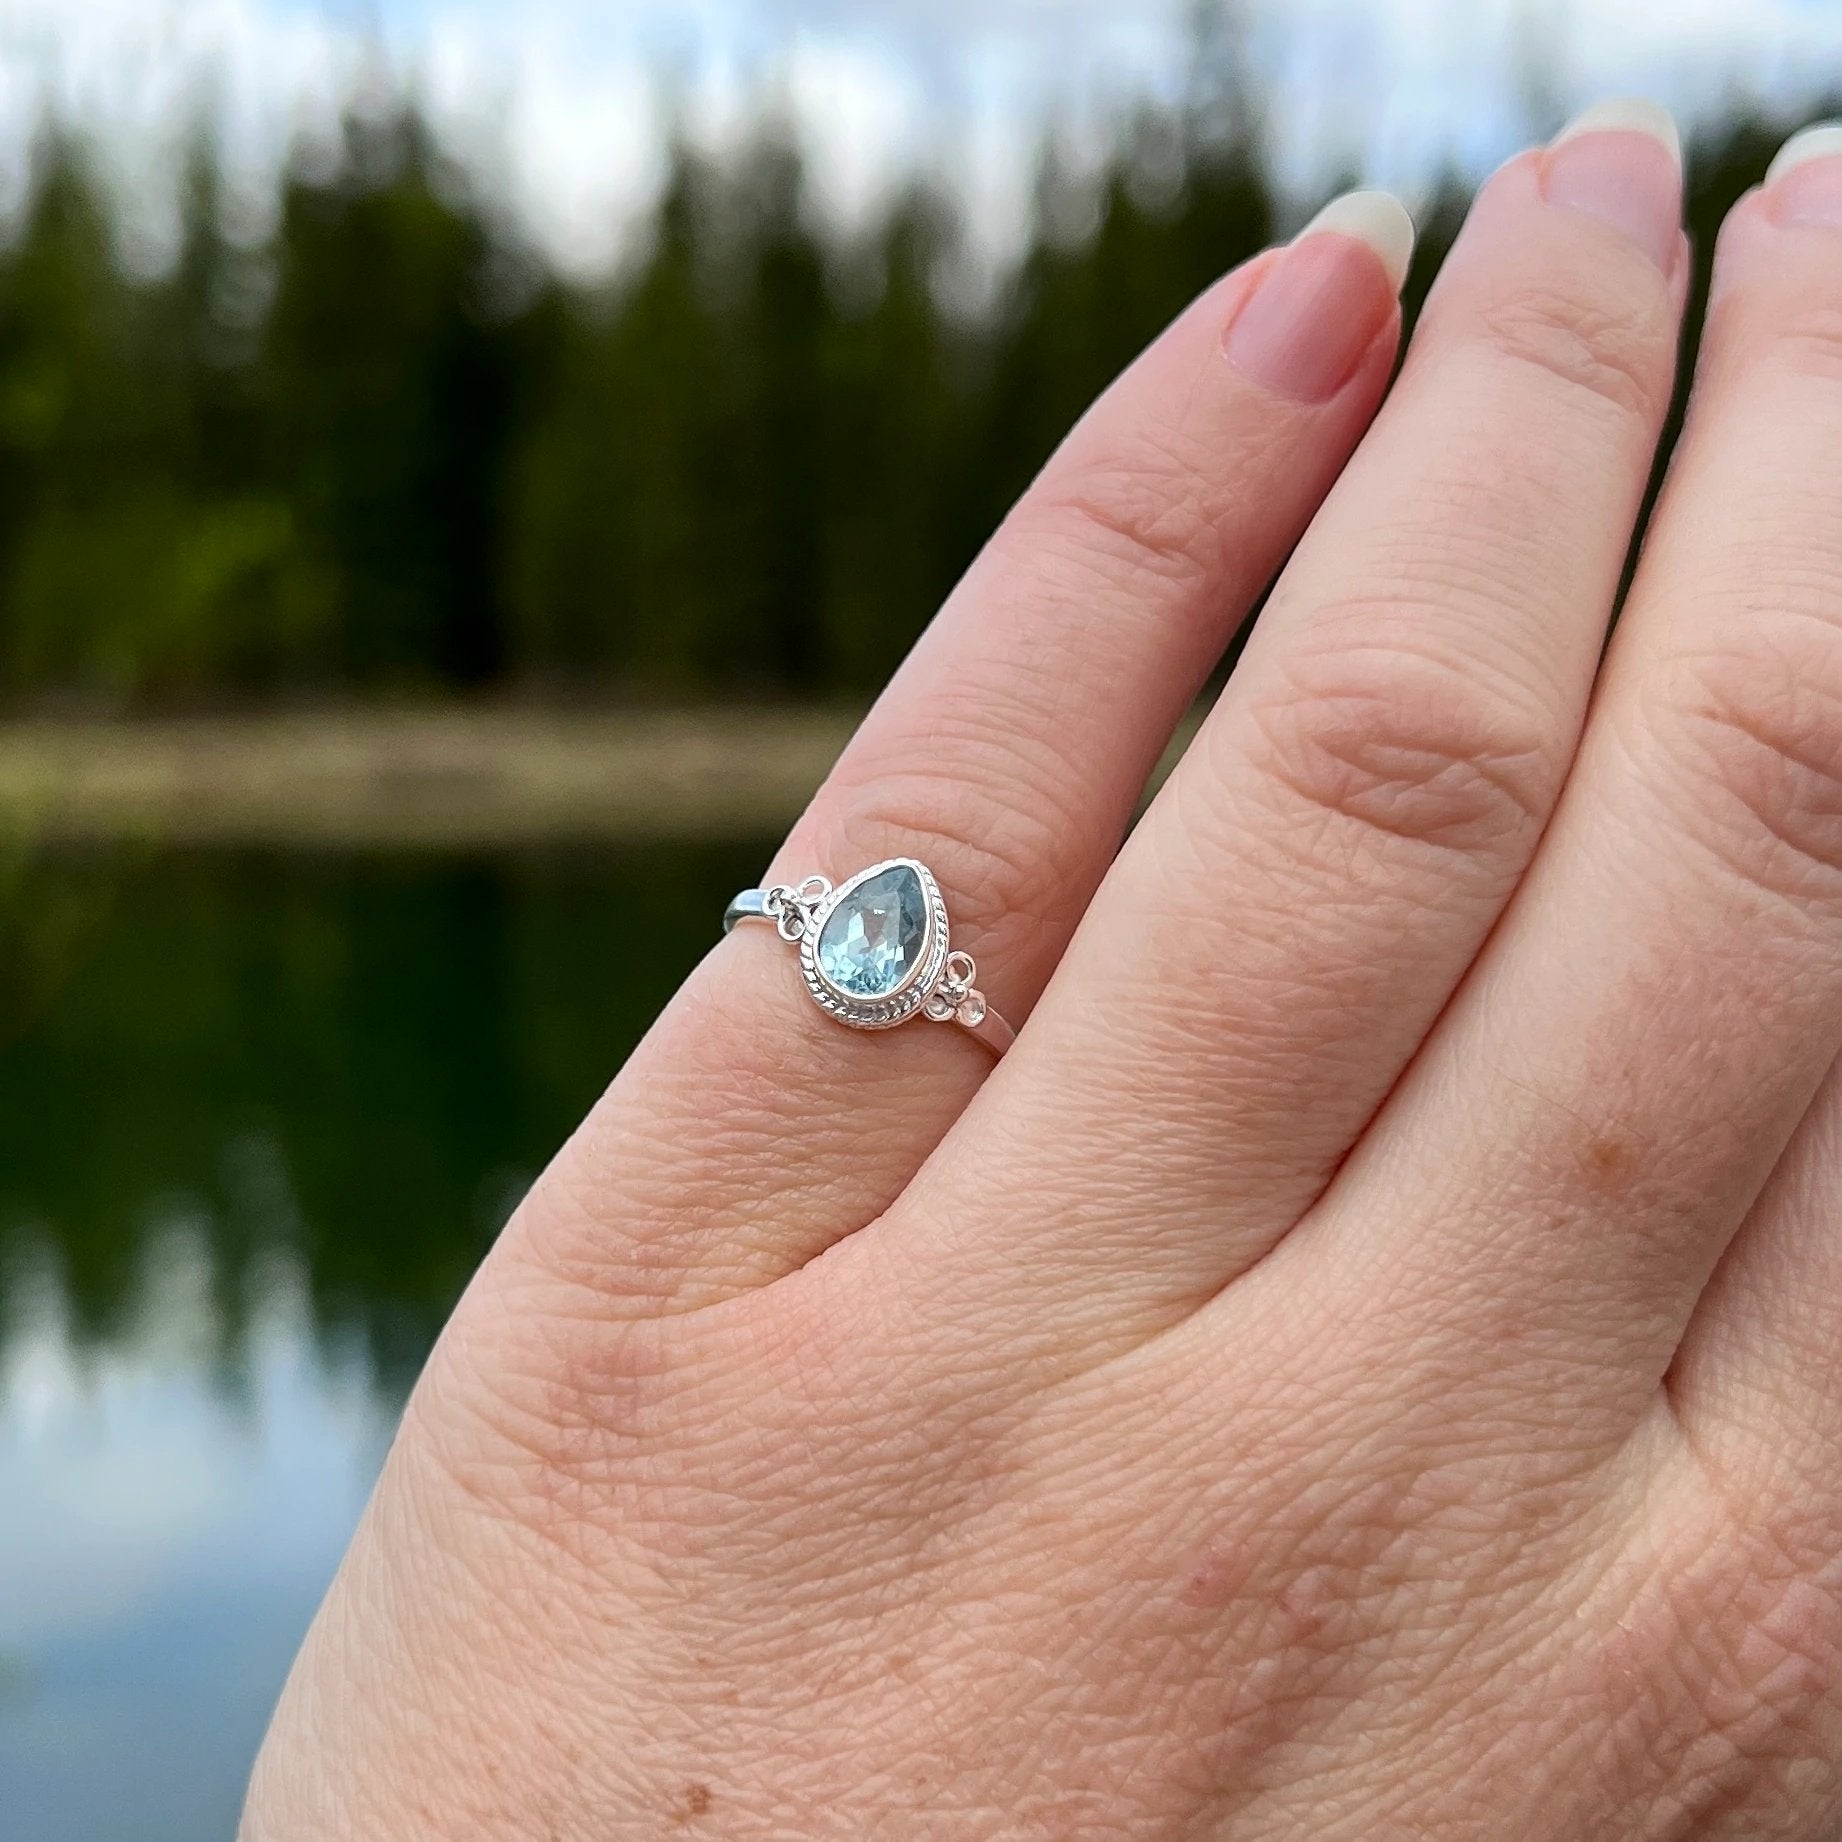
[1666,129,1842,1507]
[895,106,1686,1334]
[1304,125,1842,1434]
[497,194,1411,1314]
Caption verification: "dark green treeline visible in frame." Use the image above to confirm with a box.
[0,82,1808,707]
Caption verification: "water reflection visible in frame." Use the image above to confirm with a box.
[0,844,764,1840]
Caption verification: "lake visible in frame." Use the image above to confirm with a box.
[0,842,767,1841]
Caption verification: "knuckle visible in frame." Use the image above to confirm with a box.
[1470,274,1672,424]
[1646,628,1842,897]
[1241,631,1556,860]
[412,1264,814,1562]
[808,723,1088,944]
[1003,425,1229,596]
[404,1298,682,1566]
[1763,299,1842,390]
[1698,214,1842,395]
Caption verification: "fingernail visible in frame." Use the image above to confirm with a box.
[1225,190,1413,402]
[1765,122,1842,229]
[1541,98,1682,269]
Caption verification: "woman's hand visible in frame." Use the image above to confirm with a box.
[245,103,1842,1839]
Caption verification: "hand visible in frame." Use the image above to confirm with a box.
[245,105,1842,1839]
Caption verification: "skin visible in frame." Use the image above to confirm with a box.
[245,113,1842,1839]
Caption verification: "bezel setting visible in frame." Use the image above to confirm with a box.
[799,857,950,1030]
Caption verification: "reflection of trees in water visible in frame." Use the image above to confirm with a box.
[0,839,147,1054]
[0,844,764,1396]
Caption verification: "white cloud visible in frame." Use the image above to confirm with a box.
[1,0,1841,274]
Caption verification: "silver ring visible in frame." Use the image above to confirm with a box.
[723,858,1015,1058]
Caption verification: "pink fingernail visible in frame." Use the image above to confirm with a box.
[1224,191,1411,403]
[1540,100,1682,271]
[1765,123,1842,229]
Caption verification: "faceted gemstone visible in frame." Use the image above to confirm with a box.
[816,865,928,998]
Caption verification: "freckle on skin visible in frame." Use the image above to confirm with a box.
[1584,1131,1628,1181]
[679,1783,712,1820]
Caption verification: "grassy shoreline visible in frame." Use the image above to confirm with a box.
[0,707,867,849]
[0,705,1208,849]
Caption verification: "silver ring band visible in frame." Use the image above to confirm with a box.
[722,888,776,932]
[723,859,1015,1058]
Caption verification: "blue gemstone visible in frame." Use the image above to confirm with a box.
[816,866,928,998]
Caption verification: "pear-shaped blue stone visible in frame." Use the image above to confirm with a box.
[816,865,928,998]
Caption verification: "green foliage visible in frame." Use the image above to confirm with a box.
[0,845,763,1387]
[0,85,1826,707]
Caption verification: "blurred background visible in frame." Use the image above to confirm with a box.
[2,1,1840,1835]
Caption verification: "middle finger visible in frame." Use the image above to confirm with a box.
[1301,143,1842,1429]
[896,106,1687,1335]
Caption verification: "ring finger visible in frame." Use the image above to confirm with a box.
[487,192,1412,1317]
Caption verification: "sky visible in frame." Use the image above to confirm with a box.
[2,0,1842,274]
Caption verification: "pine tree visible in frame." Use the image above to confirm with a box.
[264,105,521,689]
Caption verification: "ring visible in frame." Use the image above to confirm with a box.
[723,858,1015,1057]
